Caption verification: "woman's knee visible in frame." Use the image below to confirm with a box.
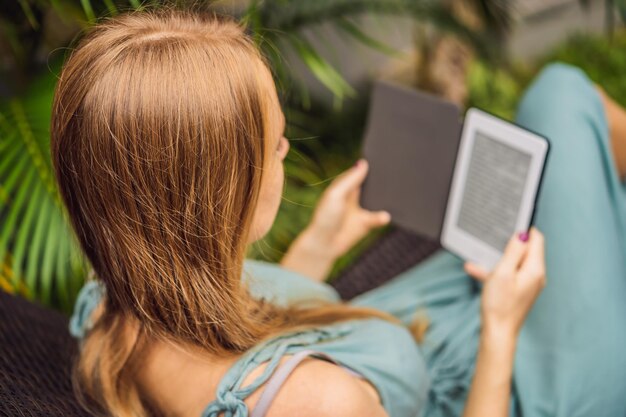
[517,63,592,116]
[515,62,607,149]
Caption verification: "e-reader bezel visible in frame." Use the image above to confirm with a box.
[441,108,550,271]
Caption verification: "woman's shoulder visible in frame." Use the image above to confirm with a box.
[224,319,428,417]
[242,354,389,417]
[300,319,430,417]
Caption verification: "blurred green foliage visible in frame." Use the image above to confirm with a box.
[1,0,512,311]
[468,30,626,122]
[1,0,626,311]
[545,32,626,107]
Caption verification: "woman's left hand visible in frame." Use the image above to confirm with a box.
[280,159,391,281]
[307,159,391,257]
[465,228,546,340]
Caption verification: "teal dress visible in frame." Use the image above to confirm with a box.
[70,63,626,417]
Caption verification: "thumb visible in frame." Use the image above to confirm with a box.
[464,262,490,282]
[329,159,369,197]
[365,210,391,227]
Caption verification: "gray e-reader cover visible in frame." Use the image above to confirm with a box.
[360,81,463,240]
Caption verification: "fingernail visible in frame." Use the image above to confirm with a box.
[518,231,529,242]
[354,159,362,167]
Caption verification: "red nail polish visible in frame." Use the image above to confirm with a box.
[518,232,529,242]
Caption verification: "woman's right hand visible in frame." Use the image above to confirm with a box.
[464,228,547,340]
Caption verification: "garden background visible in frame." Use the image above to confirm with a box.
[1,0,624,313]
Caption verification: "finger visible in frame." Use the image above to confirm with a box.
[329,159,369,198]
[464,262,490,282]
[526,228,544,261]
[518,228,546,279]
[495,232,530,274]
[349,182,362,205]
[363,210,391,227]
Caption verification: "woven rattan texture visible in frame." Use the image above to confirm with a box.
[330,227,441,300]
[0,291,89,416]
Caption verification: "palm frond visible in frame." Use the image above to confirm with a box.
[336,17,402,57]
[80,0,97,22]
[0,70,86,311]
[288,34,357,104]
[246,0,509,105]
[17,0,39,29]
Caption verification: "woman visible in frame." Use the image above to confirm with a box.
[53,9,626,417]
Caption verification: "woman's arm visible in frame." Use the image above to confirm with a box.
[279,227,338,282]
[280,160,390,282]
[463,328,517,417]
[463,229,546,417]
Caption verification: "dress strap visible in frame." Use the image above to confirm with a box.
[202,325,353,417]
[250,350,316,417]
[250,349,363,417]
[69,279,105,340]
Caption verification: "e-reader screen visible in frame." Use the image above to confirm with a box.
[456,131,532,252]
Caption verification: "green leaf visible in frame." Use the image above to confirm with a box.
[25,195,52,296]
[17,0,39,30]
[336,17,401,57]
[103,0,119,15]
[0,136,23,182]
[0,153,29,207]
[40,208,61,304]
[0,62,88,308]
[10,181,44,287]
[55,222,73,311]
[10,100,59,207]
[288,36,356,103]
[0,168,36,287]
[80,0,96,23]
[242,0,263,40]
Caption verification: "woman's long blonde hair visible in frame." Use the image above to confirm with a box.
[50,8,404,417]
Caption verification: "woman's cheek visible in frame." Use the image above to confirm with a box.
[269,162,284,217]
[248,163,284,243]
